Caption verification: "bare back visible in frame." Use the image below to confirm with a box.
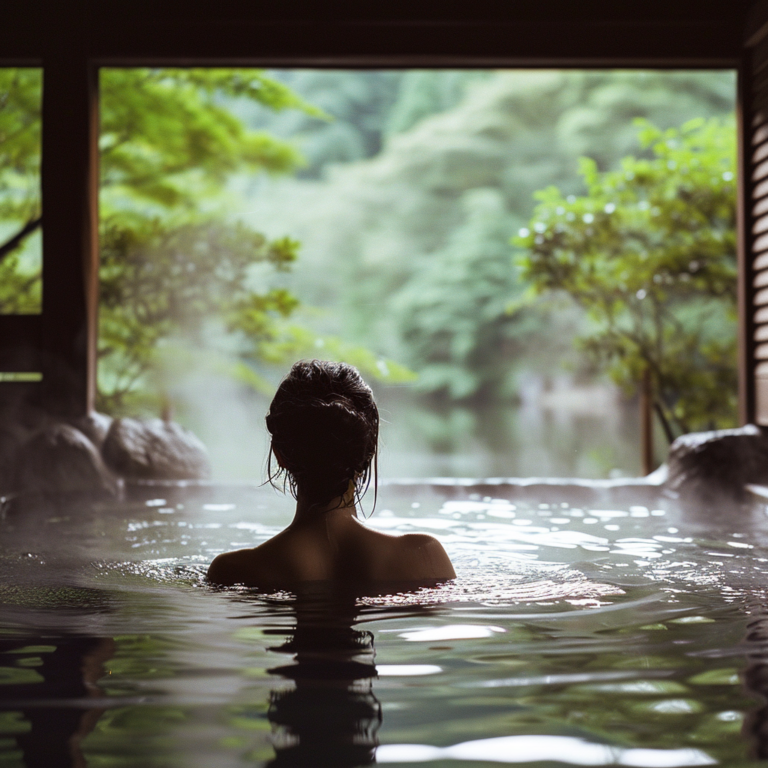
[207,506,455,588]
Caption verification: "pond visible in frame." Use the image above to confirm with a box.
[1,481,767,767]
[188,384,650,483]
[373,389,647,480]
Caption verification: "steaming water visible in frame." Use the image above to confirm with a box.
[2,483,768,766]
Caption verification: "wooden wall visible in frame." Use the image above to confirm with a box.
[0,0,753,418]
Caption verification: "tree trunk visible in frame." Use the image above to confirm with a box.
[0,215,42,263]
[640,367,654,475]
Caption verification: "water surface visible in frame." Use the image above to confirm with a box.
[1,483,767,766]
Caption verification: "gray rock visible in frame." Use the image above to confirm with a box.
[102,418,211,480]
[70,411,113,450]
[15,424,119,497]
[665,424,768,499]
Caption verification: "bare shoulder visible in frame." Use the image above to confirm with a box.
[397,532,443,550]
[387,532,456,581]
[207,533,290,587]
[207,547,257,586]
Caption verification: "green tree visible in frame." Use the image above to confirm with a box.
[248,70,735,407]
[391,188,533,401]
[244,70,404,178]
[384,70,489,138]
[515,117,737,438]
[0,68,411,414]
[0,68,42,313]
[97,68,313,412]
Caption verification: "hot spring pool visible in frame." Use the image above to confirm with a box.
[2,481,768,767]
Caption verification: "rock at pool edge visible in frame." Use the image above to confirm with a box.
[102,417,211,480]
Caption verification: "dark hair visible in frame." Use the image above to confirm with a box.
[266,360,379,511]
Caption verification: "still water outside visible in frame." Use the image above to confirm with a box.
[184,380,650,483]
[1,481,768,767]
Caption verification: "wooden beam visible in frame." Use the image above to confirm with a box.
[738,58,756,425]
[1,0,752,65]
[90,19,744,68]
[40,12,99,417]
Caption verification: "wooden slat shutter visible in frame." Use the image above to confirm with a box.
[747,18,768,424]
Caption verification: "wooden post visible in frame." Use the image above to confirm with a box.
[736,54,756,426]
[640,367,653,475]
[40,8,99,418]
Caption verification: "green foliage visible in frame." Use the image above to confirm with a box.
[0,67,411,413]
[391,189,531,400]
[96,69,412,413]
[516,117,737,435]
[97,216,300,412]
[384,70,490,138]
[0,240,41,313]
[243,70,487,178]
[0,69,42,313]
[0,67,738,427]
[94,68,320,411]
[99,69,312,208]
[252,70,735,404]
[252,323,417,384]
[0,69,40,223]
[242,70,403,178]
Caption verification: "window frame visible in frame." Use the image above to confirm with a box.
[0,3,754,418]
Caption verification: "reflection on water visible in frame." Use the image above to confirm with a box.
[743,614,768,759]
[263,588,381,766]
[376,735,718,765]
[5,484,768,765]
[0,636,113,768]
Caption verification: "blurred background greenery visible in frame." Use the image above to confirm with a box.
[0,68,737,479]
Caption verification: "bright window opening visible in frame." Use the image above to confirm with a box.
[96,68,737,480]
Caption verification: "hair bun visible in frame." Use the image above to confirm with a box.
[271,397,373,470]
[266,360,379,507]
[319,398,369,436]
[268,396,366,438]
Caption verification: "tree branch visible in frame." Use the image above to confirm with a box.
[0,215,42,263]
[653,400,676,445]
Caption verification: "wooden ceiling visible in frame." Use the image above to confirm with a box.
[5,0,756,66]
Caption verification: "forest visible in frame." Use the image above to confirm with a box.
[0,68,736,478]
